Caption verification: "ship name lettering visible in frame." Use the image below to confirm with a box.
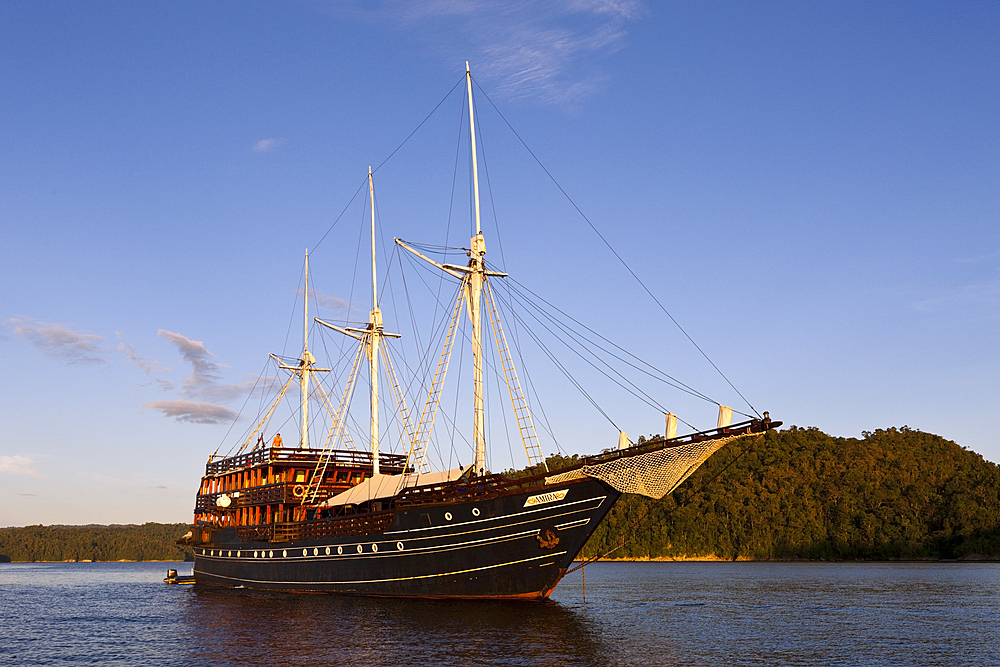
[523,489,568,507]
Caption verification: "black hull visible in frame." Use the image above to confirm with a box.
[193,477,619,598]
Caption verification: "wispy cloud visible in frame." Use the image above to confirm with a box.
[154,330,260,418]
[913,280,1000,319]
[157,329,224,395]
[116,332,167,375]
[324,0,644,105]
[197,379,264,404]
[5,319,247,426]
[254,138,281,152]
[299,289,358,318]
[7,317,105,364]
[142,400,239,425]
[955,252,1000,265]
[156,378,177,392]
[0,455,42,478]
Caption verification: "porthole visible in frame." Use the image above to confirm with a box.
[282,550,288,557]
[227,551,232,557]
[269,551,274,558]
[337,546,343,555]
[253,551,258,558]
[444,512,453,521]
[313,548,319,556]
[302,549,308,557]
[396,542,404,551]
[236,551,241,558]
[325,547,330,555]
[211,550,215,556]
[472,507,480,517]
[356,544,363,554]
[372,543,378,553]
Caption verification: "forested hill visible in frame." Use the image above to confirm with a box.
[0,523,192,562]
[578,426,1000,560]
[2,427,998,562]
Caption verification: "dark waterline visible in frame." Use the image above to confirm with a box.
[1,561,997,666]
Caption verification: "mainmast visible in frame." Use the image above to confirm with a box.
[315,169,399,477]
[368,167,382,476]
[466,61,487,477]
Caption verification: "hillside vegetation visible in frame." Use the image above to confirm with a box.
[0,523,193,562]
[2,427,998,562]
[578,426,1000,560]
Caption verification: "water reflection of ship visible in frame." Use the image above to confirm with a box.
[178,65,778,598]
[181,587,615,666]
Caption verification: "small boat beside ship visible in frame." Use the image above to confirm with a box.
[177,65,779,598]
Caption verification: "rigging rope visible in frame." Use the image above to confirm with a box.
[565,432,764,575]
[312,74,465,256]
[472,77,760,418]
[498,271,724,408]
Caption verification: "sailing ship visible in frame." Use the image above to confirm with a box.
[179,65,779,597]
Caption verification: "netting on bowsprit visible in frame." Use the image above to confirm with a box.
[545,434,748,499]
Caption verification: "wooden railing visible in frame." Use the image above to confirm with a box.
[205,447,408,476]
[195,480,360,511]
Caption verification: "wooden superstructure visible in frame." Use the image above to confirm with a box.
[193,446,408,536]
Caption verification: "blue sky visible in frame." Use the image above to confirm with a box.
[1,1,997,526]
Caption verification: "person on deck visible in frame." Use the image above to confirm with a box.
[272,433,283,447]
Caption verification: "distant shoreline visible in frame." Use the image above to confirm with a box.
[5,556,998,564]
[574,555,1000,563]
[1,559,186,564]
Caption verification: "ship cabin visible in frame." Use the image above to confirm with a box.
[193,445,408,540]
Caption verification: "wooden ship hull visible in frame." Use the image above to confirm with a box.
[191,476,618,597]
[182,418,776,597]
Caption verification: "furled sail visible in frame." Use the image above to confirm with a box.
[319,467,471,507]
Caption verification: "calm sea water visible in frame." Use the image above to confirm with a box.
[1,561,997,666]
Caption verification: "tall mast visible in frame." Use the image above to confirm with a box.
[368,167,381,476]
[300,250,312,449]
[466,62,487,477]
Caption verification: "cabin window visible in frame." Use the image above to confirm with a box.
[350,472,364,485]
[336,471,349,483]
[294,471,306,484]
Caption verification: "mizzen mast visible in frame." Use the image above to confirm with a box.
[275,251,329,449]
[301,251,312,449]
